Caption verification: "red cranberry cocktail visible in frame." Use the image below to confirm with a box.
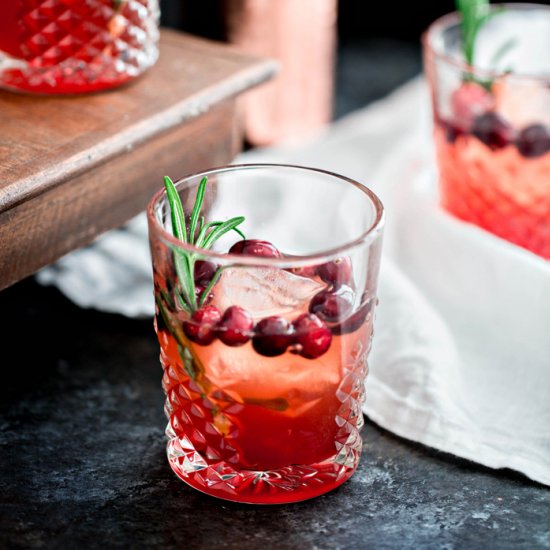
[147,165,384,504]
[424,4,550,259]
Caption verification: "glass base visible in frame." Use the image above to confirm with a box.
[0,0,159,94]
[167,437,360,504]
[0,51,157,95]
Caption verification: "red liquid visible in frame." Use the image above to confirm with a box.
[156,309,371,504]
[435,124,550,259]
[0,0,158,94]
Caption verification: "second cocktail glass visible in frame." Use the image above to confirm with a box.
[147,164,384,504]
[424,4,550,259]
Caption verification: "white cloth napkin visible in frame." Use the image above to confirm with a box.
[37,78,550,486]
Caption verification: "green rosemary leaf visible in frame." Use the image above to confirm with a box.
[155,293,186,348]
[189,177,207,245]
[198,266,225,307]
[164,176,187,243]
[199,220,246,244]
[155,293,172,329]
[186,255,198,310]
[197,216,204,238]
[160,288,175,310]
[174,249,199,311]
[489,36,517,69]
[209,220,245,240]
[242,396,289,411]
[194,224,209,249]
[162,175,245,313]
[174,286,192,314]
[456,0,490,66]
[180,345,197,380]
[233,226,246,240]
[194,220,223,248]
[155,293,194,367]
[173,249,192,305]
[202,216,246,250]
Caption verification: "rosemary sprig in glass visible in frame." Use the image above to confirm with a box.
[457,0,493,68]
[163,175,245,313]
[456,0,512,88]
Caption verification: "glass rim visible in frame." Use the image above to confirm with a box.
[422,3,550,82]
[147,163,385,268]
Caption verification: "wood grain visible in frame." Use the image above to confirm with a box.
[0,30,276,290]
[0,101,239,290]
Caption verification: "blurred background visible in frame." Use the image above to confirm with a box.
[158,0,546,145]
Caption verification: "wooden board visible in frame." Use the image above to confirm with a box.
[0,30,277,290]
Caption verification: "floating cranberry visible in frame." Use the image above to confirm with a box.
[217,306,254,346]
[293,313,332,359]
[331,298,374,335]
[472,112,515,150]
[451,81,494,126]
[183,305,222,346]
[516,124,550,158]
[289,265,318,278]
[229,239,281,258]
[194,260,218,286]
[252,316,294,357]
[309,285,354,323]
[317,257,352,285]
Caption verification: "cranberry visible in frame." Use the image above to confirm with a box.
[289,265,318,278]
[471,112,515,150]
[309,285,354,323]
[229,239,281,258]
[293,313,332,359]
[217,306,254,346]
[317,257,352,285]
[252,316,294,357]
[516,124,550,158]
[194,260,217,286]
[183,305,222,346]
[451,81,494,127]
[331,298,374,335]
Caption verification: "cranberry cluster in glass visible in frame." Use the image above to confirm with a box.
[441,81,550,157]
[180,239,369,359]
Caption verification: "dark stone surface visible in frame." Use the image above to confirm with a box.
[1,279,549,550]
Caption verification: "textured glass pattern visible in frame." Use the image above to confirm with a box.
[159,328,369,505]
[424,6,550,259]
[0,0,159,93]
[435,129,550,259]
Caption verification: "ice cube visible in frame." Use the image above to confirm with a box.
[212,267,324,319]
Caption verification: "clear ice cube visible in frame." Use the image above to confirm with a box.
[213,267,324,319]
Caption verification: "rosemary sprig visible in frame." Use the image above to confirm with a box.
[456,0,513,89]
[457,0,512,69]
[163,175,245,313]
[457,0,492,67]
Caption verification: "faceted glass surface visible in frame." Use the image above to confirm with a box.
[424,5,550,259]
[0,0,160,94]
